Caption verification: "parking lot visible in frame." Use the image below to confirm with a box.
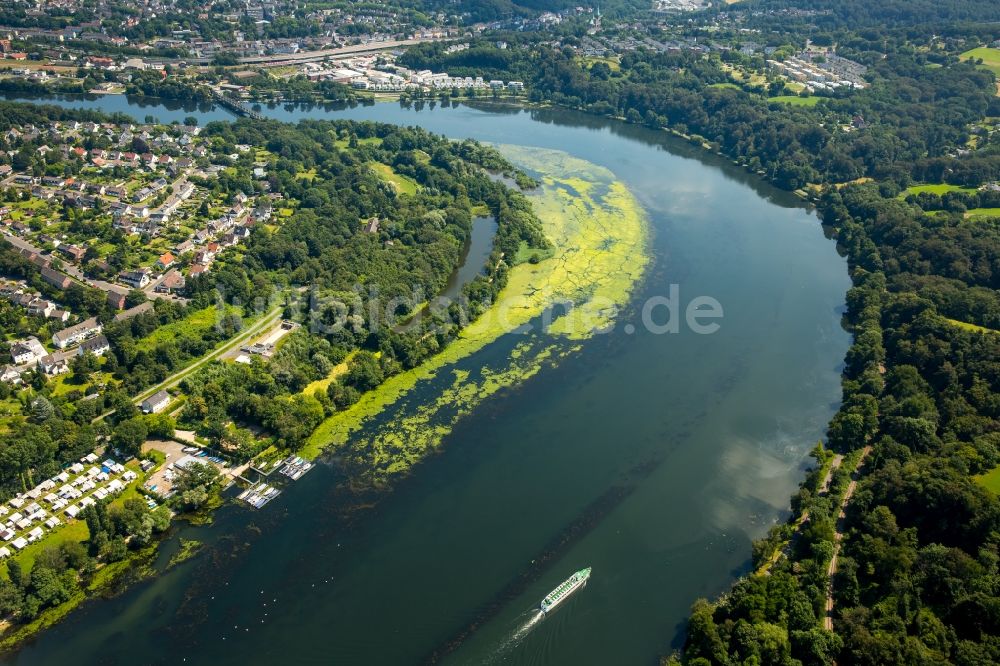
[142,439,243,497]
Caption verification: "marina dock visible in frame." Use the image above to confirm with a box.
[237,482,280,509]
[279,456,314,481]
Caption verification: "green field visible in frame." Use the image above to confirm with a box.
[965,207,1000,220]
[50,374,86,397]
[514,240,554,265]
[578,55,621,72]
[977,465,1000,494]
[0,397,23,432]
[768,95,821,106]
[961,47,1000,76]
[3,520,90,579]
[710,82,741,90]
[903,183,978,196]
[300,351,355,396]
[369,162,419,196]
[334,136,382,149]
[946,318,999,334]
[135,306,221,352]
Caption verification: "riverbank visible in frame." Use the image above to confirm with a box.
[0,545,157,654]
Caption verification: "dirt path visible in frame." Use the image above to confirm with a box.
[758,453,844,575]
[819,454,844,494]
[824,445,872,631]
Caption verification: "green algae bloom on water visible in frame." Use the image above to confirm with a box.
[303,145,650,482]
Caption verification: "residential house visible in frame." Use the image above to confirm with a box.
[9,337,45,365]
[26,298,55,317]
[0,366,22,385]
[57,244,86,263]
[40,267,73,291]
[119,269,150,289]
[78,334,109,356]
[37,350,73,375]
[155,252,175,270]
[51,317,102,349]
[113,301,153,322]
[106,290,127,310]
[111,202,133,217]
[141,390,171,414]
[48,308,70,322]
[254,201,272,221]
[150,210,171,225]
[136,219,159,236]
[155,270,185,293]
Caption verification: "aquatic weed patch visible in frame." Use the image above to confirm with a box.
[303,146,649,481]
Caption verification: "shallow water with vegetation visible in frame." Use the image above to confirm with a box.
[0,95,851,665]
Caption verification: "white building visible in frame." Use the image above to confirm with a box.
[52,317,103,349]
[10,337,46,364]
[141,390,171,414]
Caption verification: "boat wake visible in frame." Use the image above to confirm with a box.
[482,609,545,664]
[512,610,545,642]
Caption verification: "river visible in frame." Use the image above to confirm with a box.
[1,93,851,665]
